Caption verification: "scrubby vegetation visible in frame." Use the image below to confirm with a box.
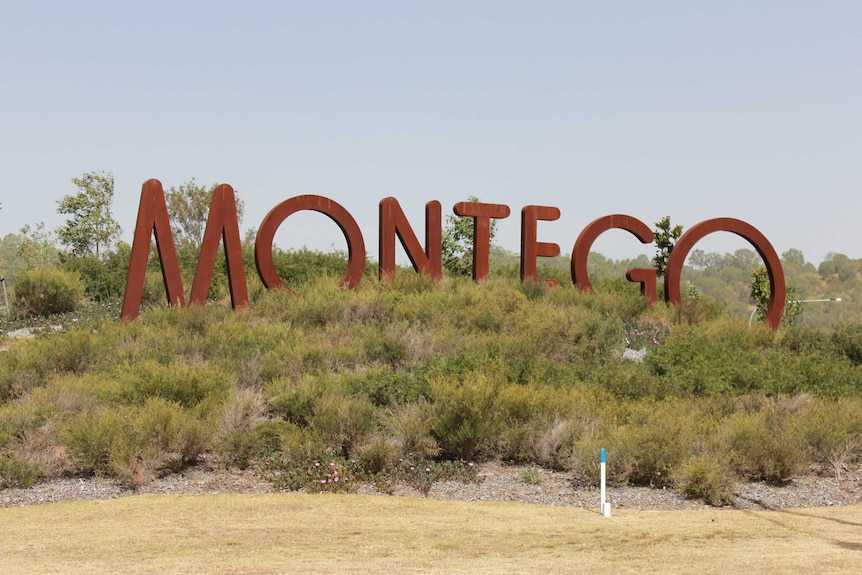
[1,269,862,506]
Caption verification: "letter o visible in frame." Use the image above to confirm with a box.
[664,218,785,330]
[255,195,366,294]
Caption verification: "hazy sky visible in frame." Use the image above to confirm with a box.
[2,1,859,267]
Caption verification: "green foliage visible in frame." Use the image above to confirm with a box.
[441,196,498,276]
[0,455,41,488]
[3,268,862,505]
[674,454,735,506]
[60,398,208,485]
[653,216,683,276]
[796,398,862,479]
[430,370,503,460]
[117,360,231,408]
[60,245,129,301]
[723,404,808,483]
[13,268,83,317]
[750,267,801,327]
[213,388,267,469]
[165,179,245,247]
[16,223,59,271]
[56,171,121,258]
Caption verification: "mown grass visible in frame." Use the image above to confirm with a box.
[1,495,860,574]
[2,274,862,503]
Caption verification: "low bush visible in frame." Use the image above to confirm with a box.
[60,399,208,486]
[723,409,808,483]
[13,269,84,317]
[213,388,268,469]
[430,370,503,460]
[796,398,862,479]
[674,454,736,507]
[0,455,41,488]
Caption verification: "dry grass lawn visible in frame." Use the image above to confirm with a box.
[1,494,860,574]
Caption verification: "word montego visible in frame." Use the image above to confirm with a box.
[121,179,786,329]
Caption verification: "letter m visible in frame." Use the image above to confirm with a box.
[120,179,248,320]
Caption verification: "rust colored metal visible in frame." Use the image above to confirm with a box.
[255,195,366,293]
[665,218,785,329]
[520,205,561,287]
[625,268,657,304]
[572,215,656,303]
[189,184,249,309]
[378,198,442,281]
[453,201,511,282]
[121,179,185,320]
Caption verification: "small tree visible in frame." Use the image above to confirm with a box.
[56,171,121,258]
[653,216,683,277]
[165,179,245,248]
[441,196,498,276]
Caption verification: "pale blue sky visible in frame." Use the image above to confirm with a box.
[2,1,860,267]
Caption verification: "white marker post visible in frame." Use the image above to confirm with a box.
[600,448,611,517]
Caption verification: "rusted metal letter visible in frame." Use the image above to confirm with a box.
[188,184,249,309]
[665,218,785,329]
[571,215,656,304]
[255,195,366,294]
[121,179,186,320]
[452,201,511,283]
[520,205,561,288]
[378,198,442,281]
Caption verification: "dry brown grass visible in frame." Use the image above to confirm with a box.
[1,495,861,574]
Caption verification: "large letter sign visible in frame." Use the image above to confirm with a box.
[664,218,786,330]
[122,179,786,329]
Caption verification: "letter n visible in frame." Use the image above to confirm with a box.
[378,198,442,281]
[121,179,185,320]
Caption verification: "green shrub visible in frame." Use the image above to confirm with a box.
[117,360,231,408]
[430,370,503,460]
[60,408,126,475]
[675,454,736,506]
[380,399,439,458]
[309,391,376,456]
[796,398,862,479]
[13,268,83,317]
[60,399,209,485]
[213,388,267,469]
[609,400,704,487]
[723,409,808,483]
[0,455,41,488]
[353,434,399,474]
[265,375,323,425]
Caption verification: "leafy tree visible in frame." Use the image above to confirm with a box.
[751,267,801,327]
[782,248,806,267]
[653,216,683,277]
[165,179,245,247]
[17,223,59,270]
[56,171,121,258]
[441,196,498,276]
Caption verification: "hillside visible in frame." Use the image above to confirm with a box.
[2,270,862,507]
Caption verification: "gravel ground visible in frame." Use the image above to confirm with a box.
[3,460,861,511]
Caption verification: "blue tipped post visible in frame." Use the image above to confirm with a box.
[600,448,610,516]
